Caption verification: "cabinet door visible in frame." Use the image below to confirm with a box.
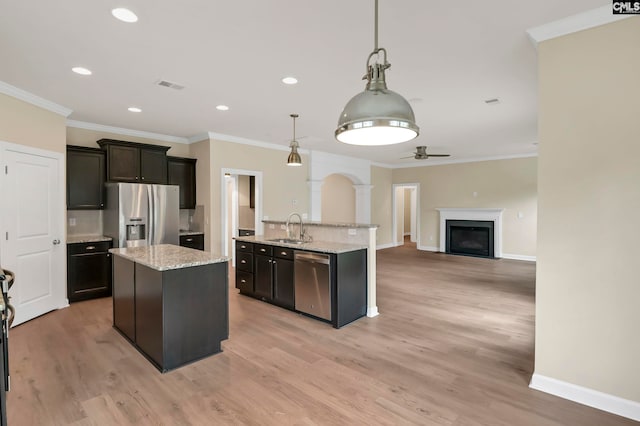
[254,254,273,299]
[140,149,168,184]
[167,158,196,209]
[273,258,294,309]
[179,234,204,251]
[107,145,140,182]
[113,256,136,342]
[67,148,105,209]
[68,251,112,302]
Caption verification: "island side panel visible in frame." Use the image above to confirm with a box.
[334,249,367,328]
[113,255,136,342]
[135,264,164,369]
[163,261,229,371]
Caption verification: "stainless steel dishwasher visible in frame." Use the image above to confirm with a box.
[294,251,331,321]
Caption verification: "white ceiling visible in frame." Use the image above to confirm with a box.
[0,1,605,166]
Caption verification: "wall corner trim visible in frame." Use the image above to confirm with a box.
[417,245,439,252]
[526,6,634,47]
[0,80,73,117]
[529,373,640,422]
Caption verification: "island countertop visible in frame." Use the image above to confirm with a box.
[109,244,228,271]
[234,235,367,254]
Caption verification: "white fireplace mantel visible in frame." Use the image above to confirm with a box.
[436,208,505,258]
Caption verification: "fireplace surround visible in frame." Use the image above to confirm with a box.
[436,208,504,258]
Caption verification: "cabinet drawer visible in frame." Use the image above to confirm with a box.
[238,229,255,237]
[236,270,253,293]
[236,241,253,253]
[236,252,253,273]
[274,247,294,260]
[180,234,204,251]
[68,241,111,255]
[254,244,273,256]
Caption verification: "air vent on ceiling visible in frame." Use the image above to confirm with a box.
[484,98,500,105]
[156,80,185,90]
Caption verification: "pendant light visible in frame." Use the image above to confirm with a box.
[287,114,302,166]
[335,0,419,146]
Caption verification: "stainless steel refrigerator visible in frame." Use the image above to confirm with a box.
[104,183,179,248]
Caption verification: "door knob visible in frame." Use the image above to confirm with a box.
[53,239,61,245]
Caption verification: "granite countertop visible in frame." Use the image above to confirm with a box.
[234,235,367,254]
[262,220,378,229]
[110,244,228,271]
[179,230,204,236]
[67,235,113,244]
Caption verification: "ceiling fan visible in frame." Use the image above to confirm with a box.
[402,146,451,160]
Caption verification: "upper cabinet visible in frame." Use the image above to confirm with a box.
[167,156,197,209]
[67,145,105,210]
[97,139,169,184]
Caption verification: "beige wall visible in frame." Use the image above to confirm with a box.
[404,188,412,234]
[0,93,66,152]
[371,166,393,246]
[321,173,355,223]
[536,19,640,402]
[393,157,537,256]
[66,127,191,157]
[209,139,309,253]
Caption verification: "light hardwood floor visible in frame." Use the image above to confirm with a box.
[7,242,636,425]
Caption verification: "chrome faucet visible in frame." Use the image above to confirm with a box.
[286,212,304,241]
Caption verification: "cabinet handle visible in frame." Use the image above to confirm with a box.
[281,251,287,256]
[260,248,266,252]
[240,245,246,249]
[86,246,96,250]
[241,279,246,283]
[135,176,139,180]
[186,238,193,242]
[240,260,246,264]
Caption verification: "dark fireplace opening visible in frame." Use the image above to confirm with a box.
[445,220,494,258]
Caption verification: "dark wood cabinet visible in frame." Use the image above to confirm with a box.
[67,240,112,303]
[167,157,197,209]
[98,139,169,184]
[254,254,273,300]
[113,254,135,341]
[273,253,294,309]
[235,242,254,294]
[238,229,255,237]
[179,234,204,251]
[66,146,105,209]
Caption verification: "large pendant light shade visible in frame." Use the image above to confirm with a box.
[335,0,418,146]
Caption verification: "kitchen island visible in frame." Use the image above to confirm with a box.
[110,244,229,372]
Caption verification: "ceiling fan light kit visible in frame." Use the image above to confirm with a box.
[403,146,451,160]
[287,114,302,167]
[335,0,419,146]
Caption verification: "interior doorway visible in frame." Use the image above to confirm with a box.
[392,183,419,247]
[221,169,262,267]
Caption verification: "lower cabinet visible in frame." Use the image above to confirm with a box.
[234,240,365,327]
[67,240,112,303]
[179,234,204,251]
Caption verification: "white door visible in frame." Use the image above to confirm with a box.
[0,142,66,326]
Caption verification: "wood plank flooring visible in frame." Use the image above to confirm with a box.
[7,242,636,425]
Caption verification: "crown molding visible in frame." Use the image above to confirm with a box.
[0,80,72,117]
[205,131,309,154]
[66,120,189,144]
[526,5,634,47]
[390,152,538,169]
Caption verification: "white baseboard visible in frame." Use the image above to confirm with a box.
[403,232,411,236]
[418,245,440,252]
[502,253,536,262]
[376,243,397,250]
[366,306,379,317]
[530,373,640,422]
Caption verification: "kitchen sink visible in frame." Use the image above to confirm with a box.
[267,238,305,245]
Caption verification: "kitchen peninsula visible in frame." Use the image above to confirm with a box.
[110,244,229,372]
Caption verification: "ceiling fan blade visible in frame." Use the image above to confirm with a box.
[400,155,415,159]
[427,154,451,157]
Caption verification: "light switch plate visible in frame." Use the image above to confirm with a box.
[69,218,76,227]
[348,228,357,236]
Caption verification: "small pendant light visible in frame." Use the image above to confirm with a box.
[287,114,302,166]
[335,0,419,145]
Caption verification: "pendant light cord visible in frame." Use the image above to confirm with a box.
[374,0,378,51]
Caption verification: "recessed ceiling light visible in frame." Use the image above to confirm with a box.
[282,77,298,85]
[216,105,229,111]
[112,8,138,23]
[128,107,142,113]
[72,67,92,76]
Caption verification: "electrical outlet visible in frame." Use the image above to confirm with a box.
[348,228,357,236]
[269,224,275,229]
[517,211,524,219]
[280,224,287,230]
[69,218,76,227]
[292,199,297,205]
[429,235,434,241]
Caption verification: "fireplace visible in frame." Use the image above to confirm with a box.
[446,220,494,258]
[436,208,504,258]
